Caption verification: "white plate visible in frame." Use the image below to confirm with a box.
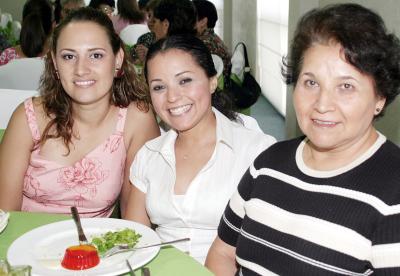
[0,209,9,233]
[7,218,160,276]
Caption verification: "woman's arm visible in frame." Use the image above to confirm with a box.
[123,183,151,227]
[205,237,237,275]
[0,103,34,210]
[120,104,160,217]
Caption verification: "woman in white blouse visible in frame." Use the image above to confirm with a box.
[123,34,276,263]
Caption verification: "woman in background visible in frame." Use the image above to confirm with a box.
[112,0,146,34]
[124,34,275,263]
[59,0,86,22]
[88,0,115,18]
[0,8,159,217]
[132,0,196,64]
[193,0,231,78]
[0,0,53,66]
[206,3,400,275]
[131,0,159,64]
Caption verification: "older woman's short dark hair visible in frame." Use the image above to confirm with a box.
[282,3,400,115]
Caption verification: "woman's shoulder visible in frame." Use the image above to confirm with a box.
[123,102,160,144]
[125,101,154,119]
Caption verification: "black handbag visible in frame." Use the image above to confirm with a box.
[227,42,262,110]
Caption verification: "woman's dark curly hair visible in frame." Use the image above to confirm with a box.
[40,7,150,152]
[282,3,400,117]
[144,34,237,121]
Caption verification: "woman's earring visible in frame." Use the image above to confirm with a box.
[115,68,124,78]
[55,70,60,80]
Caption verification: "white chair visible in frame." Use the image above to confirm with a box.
[0,88,38,129]
[211,54,224,78]
[0,13,12,28]
[119,24,150,46]
[11,20,21,40]
[0,58,45,90]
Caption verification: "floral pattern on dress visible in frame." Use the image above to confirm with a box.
[24,174,44,197]
[58,158,109,198]
[103,135,123,153]
[24,99,41,142]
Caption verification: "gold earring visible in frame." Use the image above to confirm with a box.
[55,70,59,80]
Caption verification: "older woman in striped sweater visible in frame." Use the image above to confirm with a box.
[206,3,400,275]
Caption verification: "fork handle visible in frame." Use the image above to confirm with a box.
[136,237,190,250]
[71,206,88,244]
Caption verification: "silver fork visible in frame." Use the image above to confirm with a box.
[126,260,135,276]
[101,237,190,258]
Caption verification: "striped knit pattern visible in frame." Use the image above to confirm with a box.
[218,137,400,275]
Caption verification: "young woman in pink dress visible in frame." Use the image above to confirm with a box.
[0,8,160,217]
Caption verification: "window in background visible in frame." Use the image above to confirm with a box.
[256,0,288,116]
[209,0,223,38]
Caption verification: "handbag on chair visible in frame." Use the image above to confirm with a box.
[226,42,262,110]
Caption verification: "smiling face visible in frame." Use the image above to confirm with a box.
[146,49,217,133]
[294,42,386,153]
[52,21,123,105]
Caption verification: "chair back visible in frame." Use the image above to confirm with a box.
[119,24,150,46]
[0,13,12,28]
[11,20,21,39]
[211,54,224,78]
[0,88,38,129]
[0,58,45,90]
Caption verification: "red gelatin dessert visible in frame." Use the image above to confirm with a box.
[61,244,100,270]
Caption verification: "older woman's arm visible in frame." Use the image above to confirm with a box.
[206,237,237,275]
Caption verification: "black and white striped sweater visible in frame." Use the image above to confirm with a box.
[218,134,400,275]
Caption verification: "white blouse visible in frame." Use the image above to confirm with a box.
[130,108,276,263]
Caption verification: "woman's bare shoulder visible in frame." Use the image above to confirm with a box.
[124,102,160,143]
[126,102,157,123]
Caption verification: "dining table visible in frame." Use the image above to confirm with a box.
[0,211,213,276]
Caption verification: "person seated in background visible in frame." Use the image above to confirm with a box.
[193,0,231,79]
[124,34,276,264]
[88,0,115,18]
[132,0,196,64]
[0,8,160,217]
[130,0,159,64]
[206,3,400,275]
[0,0,54,66]
[112,0,146,34]
[59,0,85,22]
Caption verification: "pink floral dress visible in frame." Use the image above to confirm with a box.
[21,98,127,217]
